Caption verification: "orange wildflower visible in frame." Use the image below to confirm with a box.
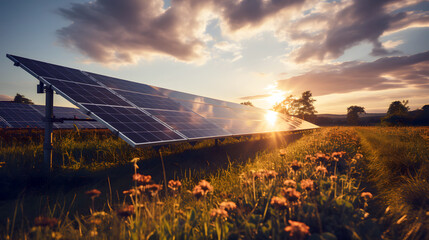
[284,220,310,239]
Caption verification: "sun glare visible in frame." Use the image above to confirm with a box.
[266,90,286,106]
[265,111,278,126]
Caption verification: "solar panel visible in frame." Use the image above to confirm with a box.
[31,105,105,129]
[0,102,45,128]
[86,73,231,139]
[7,54,319,147]
[154,87,314,135]
[0,101,106,129]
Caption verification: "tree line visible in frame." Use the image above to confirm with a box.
[242,91,428,126]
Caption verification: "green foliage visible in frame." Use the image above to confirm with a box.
[13,93,34,104]
[347,106,365,126]
[273,91,317,122]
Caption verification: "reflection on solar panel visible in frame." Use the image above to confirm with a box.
[0,101,105,129]
[7,54,319,147]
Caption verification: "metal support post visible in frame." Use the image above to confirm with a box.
[43,85,54,172]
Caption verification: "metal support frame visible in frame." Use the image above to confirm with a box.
[43,85,54,172]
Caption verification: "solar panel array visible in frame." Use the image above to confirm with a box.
[0,101,105,129]
[7,54,319,147]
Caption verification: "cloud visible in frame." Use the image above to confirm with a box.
[57,0,214,64]
[57,0,428,65]
[277,51,429,96]
[286,0,429,62]
[239,94,271,100]
[382,40,403,49]
[0,95,13,101]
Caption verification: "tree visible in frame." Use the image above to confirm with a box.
[387,100,409,116]
[272,95,296,116]
[381,100,410,126]
[294,91,317,121]
[272,91,317,122]
[347,106,365,125]
[240,101,254,107]
[13,93,34,104]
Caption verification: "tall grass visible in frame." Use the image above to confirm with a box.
[357,127,429,239]
[1,127,428,239]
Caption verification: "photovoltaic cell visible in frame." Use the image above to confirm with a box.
[146,109,230,139]
[88,72,231,139]
[82,105,182,143]
[7,54,319,147]
[0,102,105,129]
[0,102,45,128]
[87,73,162,96]
[8,55,185,146]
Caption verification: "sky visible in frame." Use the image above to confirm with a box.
[0,0,428,114]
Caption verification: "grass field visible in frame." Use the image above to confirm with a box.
[1,127,428,239]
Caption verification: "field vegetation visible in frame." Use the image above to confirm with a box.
[0,127,428,239]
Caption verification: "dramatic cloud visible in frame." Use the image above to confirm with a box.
[57,0,214,64]
[286,0,429,62]
[277,51,429,96]
[57,0,427,64]
[57,0,310,64]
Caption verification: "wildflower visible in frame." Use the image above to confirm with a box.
[210,208,228,219]
[133,173,143,181]
[281,188,301,202]
[284,179,297,188]
[361,192,373,201]
[116,205,134,218]
[279,149,287,157]
[315,166,328,175]
[284,220,310,239]
[252,169,265,179]
[290,160,302,171]
[330,175,337,181]
[133,174,152,185]
[123,189,140,196]
[85,189,101,199]
[270,196,288,210]
[301,179,314,191]
[34,216,58,228]
[315,152,330,164]
[168,180,182,191]
[266,170,278,180]
[220,201,237,212]
[197,180,213,193]
[143,184,163,198]
[192,186,206,199]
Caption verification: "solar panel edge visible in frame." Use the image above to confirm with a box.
[0,115,12,127]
